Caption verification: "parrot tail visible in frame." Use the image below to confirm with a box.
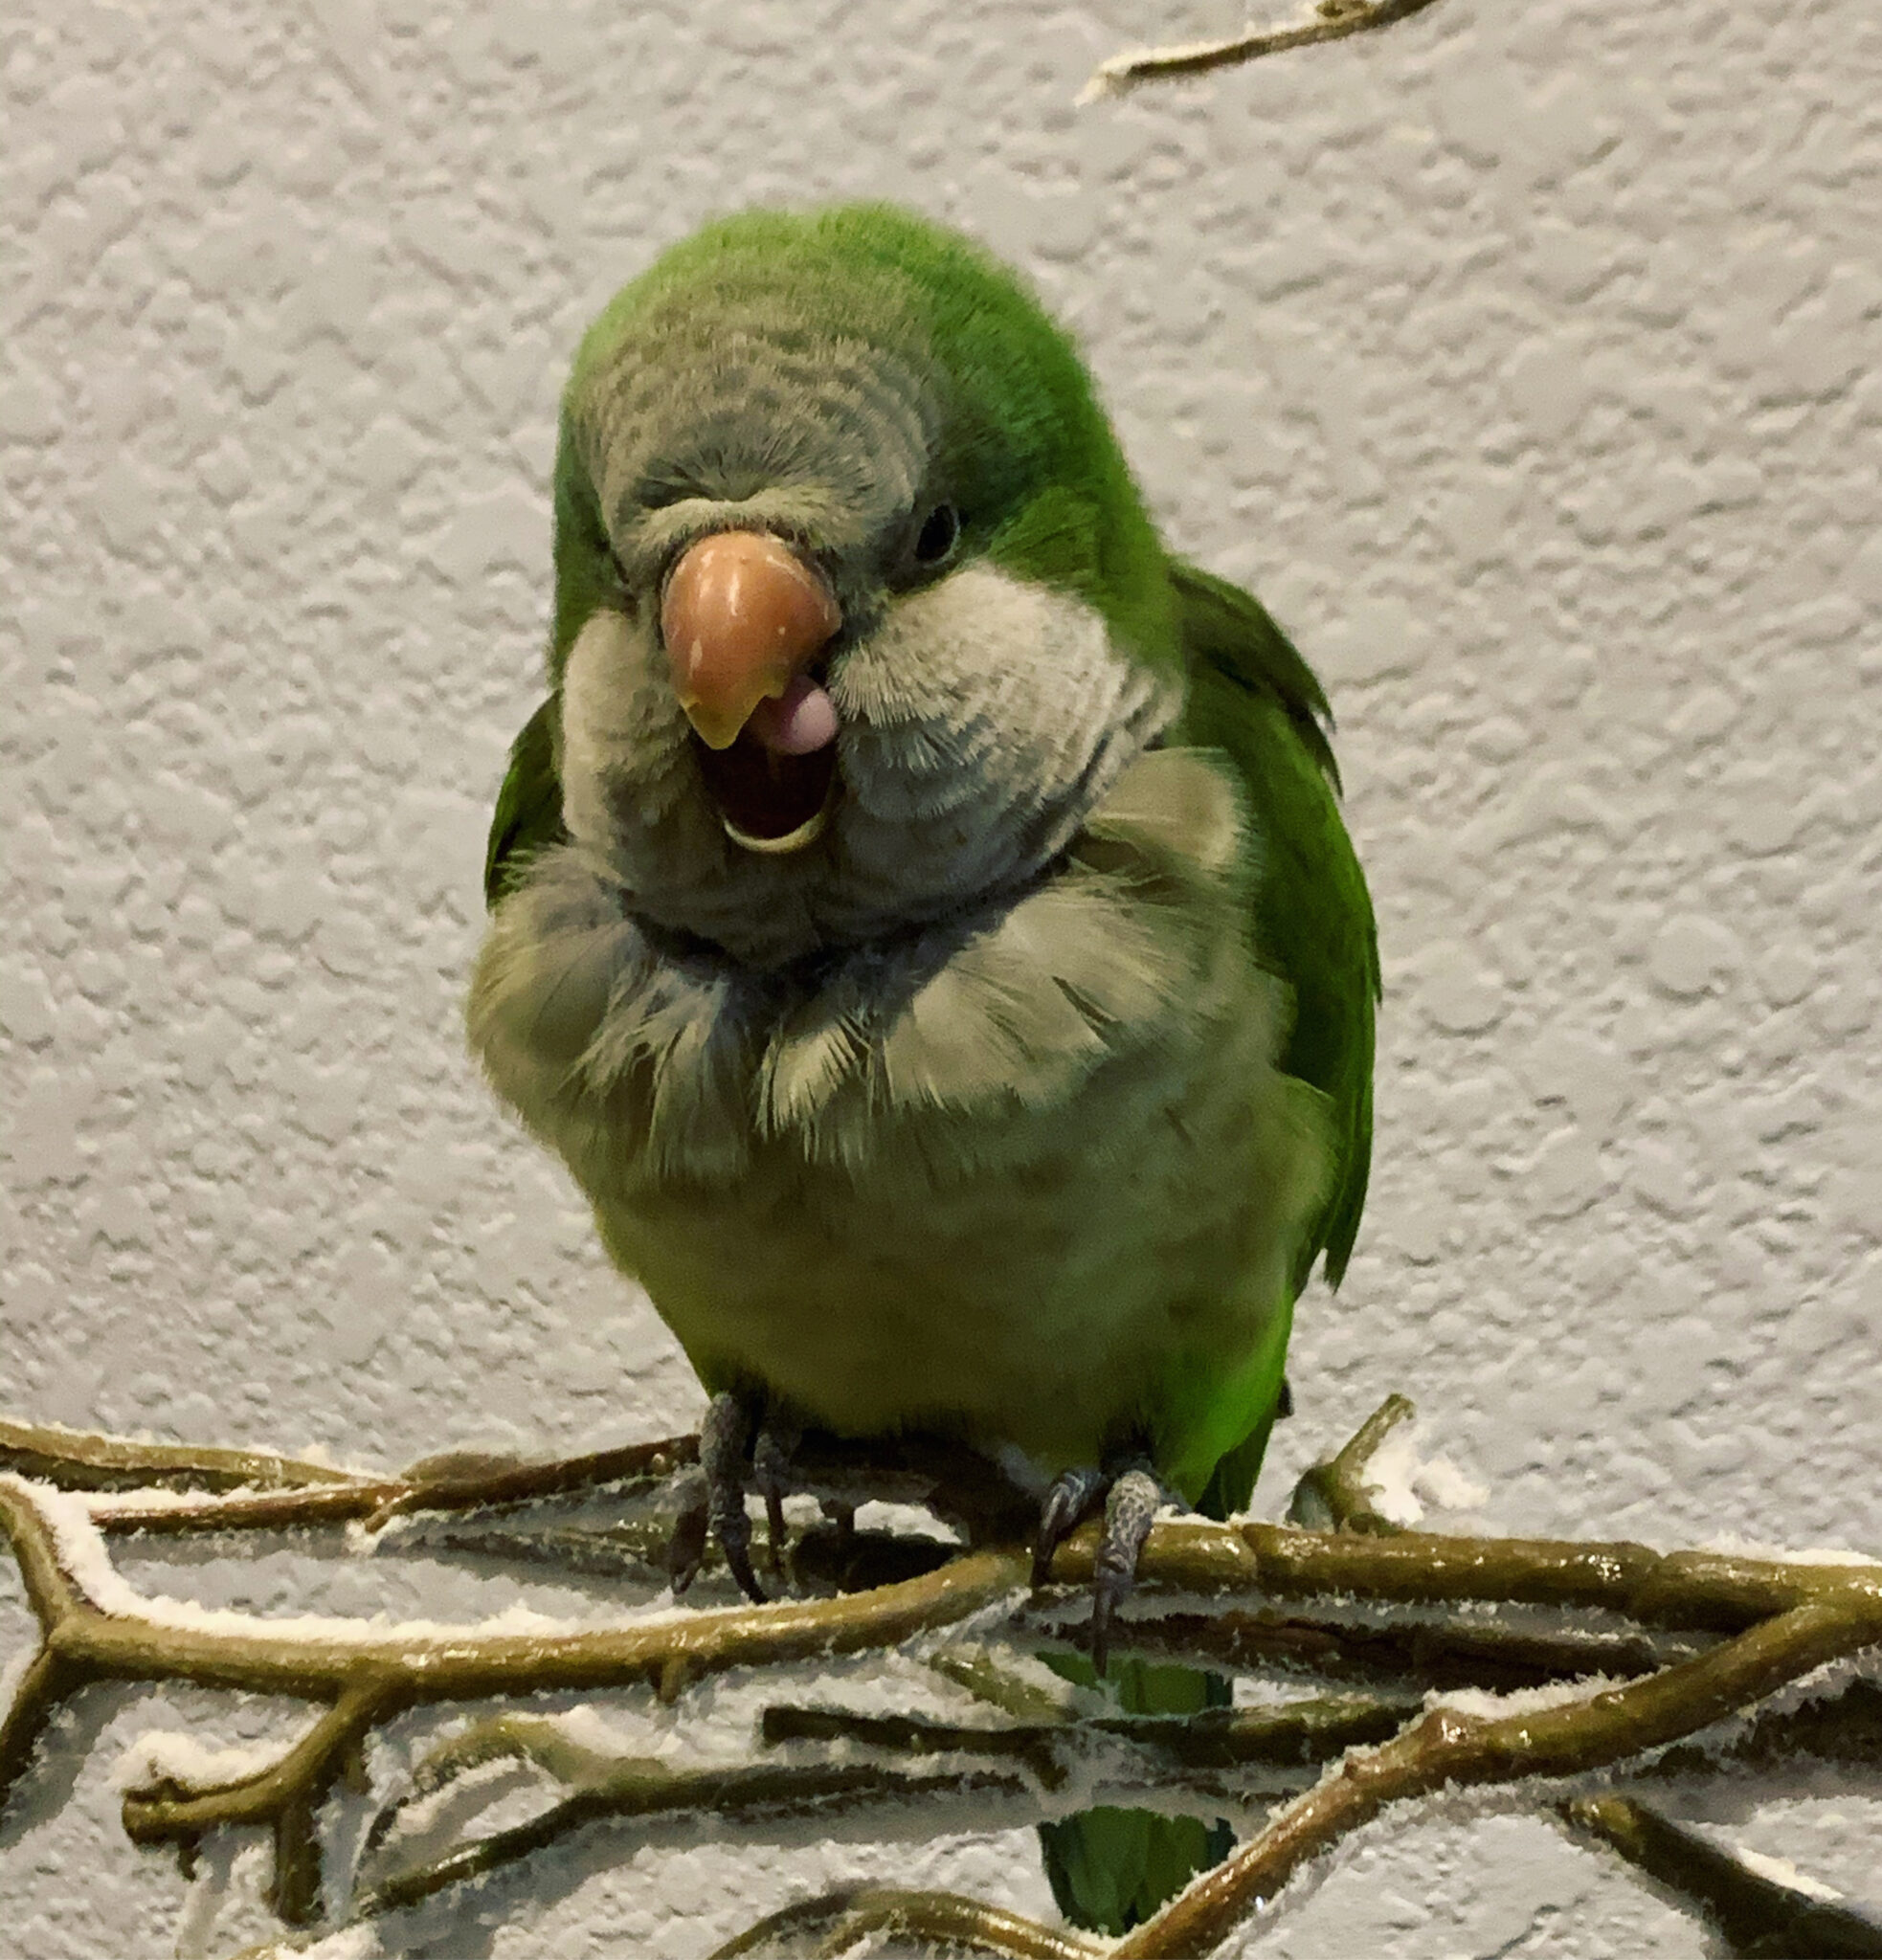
[1035,1399,1285,1931]
[1037,1655,1235,1933]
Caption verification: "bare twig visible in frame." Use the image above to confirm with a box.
[1081,0,1445,103]
[0,1416,364,1495]
[759,1692,1404,1792]
[1027,1602,1701,1694]
[353,1717,1033,1920]
[6,1411,1881,1956]
[0,1470,1025,1917]
[706,1884,1107,1960]
[1563,1794,1882,1959]
[1287,1392,1416,1534]
[122,1680,399,1922]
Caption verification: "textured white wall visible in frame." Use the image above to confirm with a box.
[2,0,1878,1953]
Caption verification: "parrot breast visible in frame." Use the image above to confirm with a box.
[469,746,1333,1493]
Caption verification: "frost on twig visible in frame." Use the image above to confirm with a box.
[3,1399,1879,1956]
[1081,0,1445,103]
[1563,1794,1882,1959]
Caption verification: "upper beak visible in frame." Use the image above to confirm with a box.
[660,530,841,750]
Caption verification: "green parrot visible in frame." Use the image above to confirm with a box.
[467,202,1377,1932]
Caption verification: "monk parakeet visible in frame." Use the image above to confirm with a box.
[468,202,1377,1932]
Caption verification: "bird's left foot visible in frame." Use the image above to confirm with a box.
[669,1392,799,1603]
[1032,1454,1176,1674]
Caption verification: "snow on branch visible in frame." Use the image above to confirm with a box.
[2,1401,1880,1958]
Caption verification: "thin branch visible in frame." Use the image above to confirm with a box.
[0,1416,365,1495]
[705,1884,1107,1960]
[1287,1392,1416,1534]
[1028,1603,1702,1694]
[7,1413,1882,1955]
[925,1642,1087,1723]
[0,1473,1025,1806]
[121,1679,400,1924]
[1563,1794,1882,1959]
[1047,1517,1881,1634]
[759,1694,1405,1791]
[1109,1592,1882,1956]
[1649,1674,1882,1777]
[354,1722,1034,1921]
[1081,0,1445,103]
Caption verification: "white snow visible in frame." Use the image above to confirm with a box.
[1424,1676,1626,1723]
[112,1726,300,1793]
[1700,1532,1882,1569]
[1735,1846,1846,1902]
[2,1475,699,1652]
[1363,1421,1490,1528]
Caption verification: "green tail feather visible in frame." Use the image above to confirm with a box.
[1037,1400,1284,1932]
[1037,1655,1236,1933]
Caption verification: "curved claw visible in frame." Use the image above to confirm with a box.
[752,1419,799,1580]
[667,1392,769,1603]
[714,1493,765,1604]
[1089,1467,1162,1676]
[666,1466,710,1594]
[1031,1465,1109,1589]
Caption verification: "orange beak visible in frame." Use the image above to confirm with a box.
[660,531,841,750]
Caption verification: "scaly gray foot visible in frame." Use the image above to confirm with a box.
[669,1392,764,1601]
[751,1413,800,1579]
[1090,1464,1162,1675]
[1031,1464,1111,1590]
[1031,1455,1175,1673]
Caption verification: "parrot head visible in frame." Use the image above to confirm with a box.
[545,203,1183,967]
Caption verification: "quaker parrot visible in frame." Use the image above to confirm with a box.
[467,202,1378,1932]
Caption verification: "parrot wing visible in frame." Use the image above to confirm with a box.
[483,695,569,910]
[1170,557,1379,1297]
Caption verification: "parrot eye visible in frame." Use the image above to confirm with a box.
[911,502,961,568]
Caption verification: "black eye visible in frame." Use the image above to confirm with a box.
[912,502,961,567]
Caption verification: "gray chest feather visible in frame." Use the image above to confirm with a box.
[467,749,1331,1465]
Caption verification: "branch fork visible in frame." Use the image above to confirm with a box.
[4,1404,1880,1957]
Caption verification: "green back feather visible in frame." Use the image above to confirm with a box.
[482,697,568,910]
[1171,558,1378,1300]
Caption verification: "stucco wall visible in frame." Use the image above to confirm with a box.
[2,0,1877,1954]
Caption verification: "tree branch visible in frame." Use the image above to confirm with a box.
[1287,1392,1416,1534]
[1109,1591,1882,1956]
[6,1412,1880,1956]
[1563,1794,1882,1959]
[1026,1603,1702,1695]
[1081,0,1446,103]
[121,1679,400,1923]
[706,1885,1107,1960]
[0,1416,364,1496]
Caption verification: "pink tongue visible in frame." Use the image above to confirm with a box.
[749,674,840,755]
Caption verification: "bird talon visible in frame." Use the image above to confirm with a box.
[1032,1465,1110,1588]
[1088,1465,1162,1675]
[667,1465,710,1594]
[752,1417,800,1580]
[666,1390,772,1602]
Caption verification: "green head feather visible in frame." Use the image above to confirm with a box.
[548,202,1176,685]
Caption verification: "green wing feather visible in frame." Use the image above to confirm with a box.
[1169,557,1379,1297]
[1042,564,1380,1935]
[483,696,568,910]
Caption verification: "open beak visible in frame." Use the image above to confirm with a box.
[661,531,840,750]
[661,531,844,853]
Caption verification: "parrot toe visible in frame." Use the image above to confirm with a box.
[751,1413,801,1580]
[1090,1465,1164,1676]
[1032,1465,1111,1589]
[667,1391,767,1603]
[1032,1457,1177,1673]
